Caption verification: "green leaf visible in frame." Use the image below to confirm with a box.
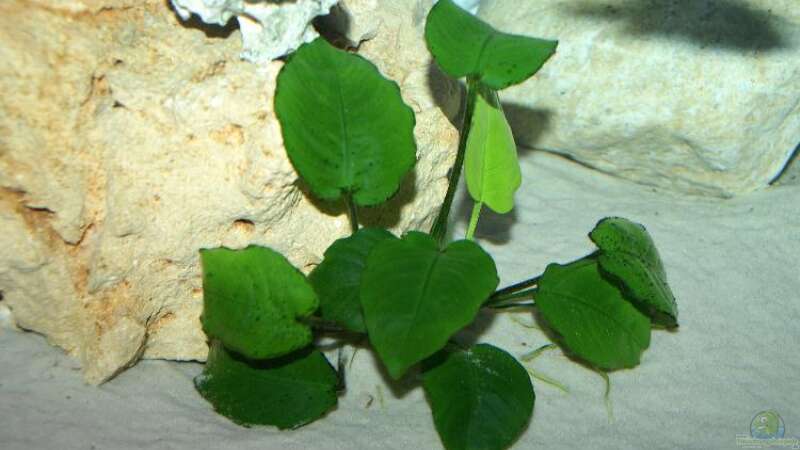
[536,258,651,370]
[589,217,679,327]
[423,344,535,450]
[200,246,317,360]
[274,37,417,206]
[309,228,396,333]
[361,232,499,379]
[425,0,558,90]
[195,341,338,429]
[464,83,521,214]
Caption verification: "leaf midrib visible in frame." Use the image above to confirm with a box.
[474,92,491,201]
[473,33,495,78]
[397,251,442,352]
[244,368,334,391]
[334,64,352,190]
[544,289,647,349]
[606,251,676,309]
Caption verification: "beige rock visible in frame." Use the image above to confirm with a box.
[0,0,457,383]
[478,0,800,196]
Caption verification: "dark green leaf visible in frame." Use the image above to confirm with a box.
[536,258,651,370]
[425,0,558,90]
[274,37,416,206]
[200,246,317,360]
[361,232,499,379]
[423,344,534,450]
[589,217,679,327]
[309,228,396,333]
[195,342,338,429]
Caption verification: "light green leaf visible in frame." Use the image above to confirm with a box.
[589,217,678,327]
[309,228,397,333]
[423,344,535,450]
[361,232,499,379]
[200,246,317,360]
[464,84,521,214]
[536,258,651,370]
[195,342,338,429]
[274,37,416,206]
[425,0,558,90]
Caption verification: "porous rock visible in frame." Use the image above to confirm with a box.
[478,0,800,196]
[0,0,458,383]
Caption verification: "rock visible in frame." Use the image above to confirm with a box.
[453,0,481,14]
[773,145,800,186]
[0,303,15,331]
[170,0,338,62]
[478,0,800,196]
[0,0,458,383]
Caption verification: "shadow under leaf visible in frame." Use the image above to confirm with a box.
[563,0,791,52]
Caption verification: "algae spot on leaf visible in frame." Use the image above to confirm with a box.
[360,231,499,379]
[423,344,534,450]
[195,341,338,429]
[590,217,679,327]
[274,37,417,207]
[425,0,558,90]
[536,257,651,370]
[200,245,318,360]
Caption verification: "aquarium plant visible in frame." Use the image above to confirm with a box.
[193,1,679,449]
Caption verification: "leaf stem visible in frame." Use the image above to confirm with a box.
[345,194,359,235]
[520,343,558,362]
[600,370,614,423]
[431,77,479,246]
[488,246,599,303]
[465,201,482,241]
[489,277,541,302]
[489,287,538,304]
[526,368,571,394]
[487,302,536,311]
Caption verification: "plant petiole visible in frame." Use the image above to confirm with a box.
[599,370,614,423]
[490,276,541,300]
[302,316,356,335]
[489,253,600,302]
[487,302,536,311]
[526,368,570,394]
[520,343,558,362]
[345,193,359,235]
[489,287,537,304]
[484,288,538,311]
[431,76,479,246]
[466,201,483,240]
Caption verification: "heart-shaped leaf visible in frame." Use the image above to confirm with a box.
[309,228,397,333]
[274,37,417,206]
[464,83,521,214]
[589,217,679,327]
[425,0,558,90]
[200,246,318,360]
[195,342,338,429]
[361,232,499,379]
[423,344,535,450]
[536,257,651,370]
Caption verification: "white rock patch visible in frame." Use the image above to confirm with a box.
[170,0,338,62]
